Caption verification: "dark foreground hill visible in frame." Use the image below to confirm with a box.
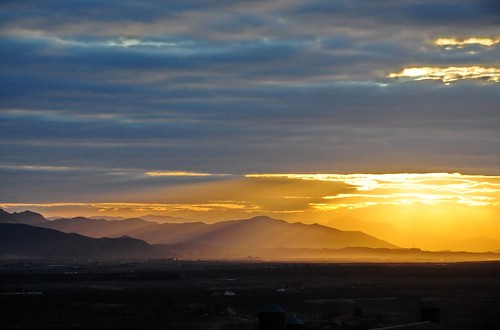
[0,223,156,259]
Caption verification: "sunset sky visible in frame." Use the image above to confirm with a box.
[1,1,499,248]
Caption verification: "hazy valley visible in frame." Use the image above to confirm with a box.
[2,209,499,262]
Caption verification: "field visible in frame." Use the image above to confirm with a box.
[1,260,499,329]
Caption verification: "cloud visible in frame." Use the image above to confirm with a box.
[1,0,500,205]
[0,164,77,172]
[434,36,500,48]
[387,66,500,83]
[246,173,500,209]
[145,171,224,177]
[2,173,499,221]
[0,201,263,217]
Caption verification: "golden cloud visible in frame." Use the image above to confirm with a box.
[0,201,261,215]
[434,37,500,48]
[387,66,500,83]
[3,173,499,217]
[246,173,500,209]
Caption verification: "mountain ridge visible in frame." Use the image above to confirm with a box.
[0,209,397,249]
[1,210,500,261]
[0,223,155,259]
[0,209,47,225]
[179,215,397,249]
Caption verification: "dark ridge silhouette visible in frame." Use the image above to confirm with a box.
[0,209,47,225]
[181,215,399,249]
[42,216,157,238]
[33,212,398,249]
[0,223,155,259]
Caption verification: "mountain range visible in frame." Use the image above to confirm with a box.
[0,209,47,225]
[1,210,397,249]
[0,223,155,259]
[2,209,500,260]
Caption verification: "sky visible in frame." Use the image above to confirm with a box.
[1,1,499,246]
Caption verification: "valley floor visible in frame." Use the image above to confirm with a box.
[1,260,499,329]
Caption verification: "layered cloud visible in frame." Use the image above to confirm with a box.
[4,172,499,216]
[1,0,499,205]
[388,35,500,84]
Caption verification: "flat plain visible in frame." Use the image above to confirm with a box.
[1,260,499,329]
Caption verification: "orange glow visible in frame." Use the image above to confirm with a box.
[245,173,500,207]
[2,173,499,251]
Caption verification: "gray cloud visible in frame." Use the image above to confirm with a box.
[1,0,499,202]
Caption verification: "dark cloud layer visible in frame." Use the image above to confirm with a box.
[0,0,499,202]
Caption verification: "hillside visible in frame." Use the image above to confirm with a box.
[40,214,398,249]
[181,216,398,249]
[42,217,157,238]
[0,209,397,249]
[0,223,155,259]
[0,209,47,225]
[2,210,500,261]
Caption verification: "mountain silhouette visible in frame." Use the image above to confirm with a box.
[0,223,155,259]
[180,216,398,249]
[1,210,499,261]
[43,216,156,238]
[0,209,47,225]
[139,214,195,224]
[0,209,397,249]
[33,213,397,249]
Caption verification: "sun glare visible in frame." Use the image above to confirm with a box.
[3,172,499,249]
[246,173,500,209]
